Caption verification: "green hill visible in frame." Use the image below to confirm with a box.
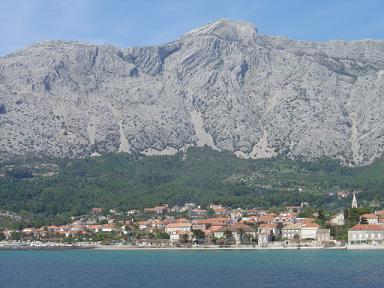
[1,147,384,226]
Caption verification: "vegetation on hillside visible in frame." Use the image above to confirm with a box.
[0,147,384,227]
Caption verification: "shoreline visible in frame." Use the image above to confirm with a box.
[2,245,383,251]
[1,243,384,251]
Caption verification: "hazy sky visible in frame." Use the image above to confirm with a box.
[1,0,384,56]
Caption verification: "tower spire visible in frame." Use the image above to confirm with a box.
[352,192,358,208]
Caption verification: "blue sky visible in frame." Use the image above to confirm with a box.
[1,0,384,56]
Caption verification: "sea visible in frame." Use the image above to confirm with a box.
[0,249,383,288]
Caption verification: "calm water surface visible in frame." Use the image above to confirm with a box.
[0,249,383,288]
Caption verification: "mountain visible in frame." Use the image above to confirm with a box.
[1,19,384,166]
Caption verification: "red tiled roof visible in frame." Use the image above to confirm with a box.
[351,224,384,231]
[166,223,191,228]
[361,213,379,219]
[216,223,256,233]
[258,223,277,229]
[176,218,190,223]
[302,223,320,228]
[257,215,276,223]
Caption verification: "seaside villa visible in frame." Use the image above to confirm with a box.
[348,224,384,245]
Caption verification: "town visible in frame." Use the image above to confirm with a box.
[1,192,383,250]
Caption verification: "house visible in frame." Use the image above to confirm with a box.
[337,191,349,198]
[375,211,384,224]
[204,226,223,241]
[213,207,228,215]
[360,214,379,225]
[21,228,35,234]
[170,205,181,213]
[375,210,384,216]
[214,223,256,244]
[285,206,302,213]
[191,219,212,231]
[242,215,258,224]
[143,208,157,214]
[91,208,103,214]
[329,212,345,226]
[317,229,331,242]
[149,219,165,229]
[101,224,118,232]
[199,217,229,226]
[179,203,197,212]
[169,231,191,244]
[348,224,384,245]
[276,212,297,223]
[257,214,277,224]
[282,223,302,240]
[46,225,61,233]
[301,223,320,240]
[155,206,168,214]
[2,229,13,239]
[137,221,150,230]
[282,223,330,242]
[127,210,139,215]
[257,223,279,245]
[87,225,103,233]
[176,218,190,223]
[258,223,279,236]
[165,223,192,234]
[209,204,223,210]
[296,218,317,225]
[192,209,208,217]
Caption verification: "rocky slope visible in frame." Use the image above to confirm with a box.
[1,19,384,166]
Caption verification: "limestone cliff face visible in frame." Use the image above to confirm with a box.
[1,19,384,165]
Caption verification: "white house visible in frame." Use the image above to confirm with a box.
[348,224,384,245]
[329,212,345,226]
[257,223,279,245]
[282,223,330,242]
[301,223,320,240]
[165,223,192,234]
[282,223,302,240]
[360,214,379,225]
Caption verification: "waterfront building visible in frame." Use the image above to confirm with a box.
[165,222,192,234]
[348,224,384,245]
[214,223,256,244]
[282,223,330,242]
[257,223,279,245]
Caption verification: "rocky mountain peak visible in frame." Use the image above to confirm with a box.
[184,19,259,42]
[1,19,384,166]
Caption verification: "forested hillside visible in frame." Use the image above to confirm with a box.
[1,147,384,226]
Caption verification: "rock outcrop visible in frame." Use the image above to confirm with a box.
[1,19,384,165]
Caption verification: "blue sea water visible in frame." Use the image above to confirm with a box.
[0,249,383,288]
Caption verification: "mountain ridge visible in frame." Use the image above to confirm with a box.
[1,19,384,166]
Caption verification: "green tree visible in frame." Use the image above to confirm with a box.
[10,231,21,241]
[360,217,368,224]
[0,231,5,241]
[180,233,190,244]
[293,233,301,247]
[223,229,232,239]
[192,229,205,243]
[237,228,245,244]
[155,232,170,239]
[206,208,215,217]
